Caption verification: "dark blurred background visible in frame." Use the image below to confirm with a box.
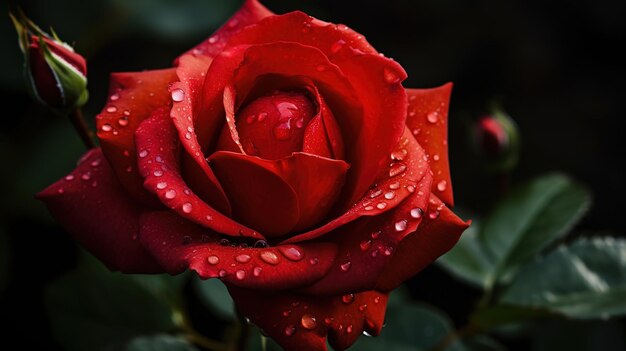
[1,0,625,350]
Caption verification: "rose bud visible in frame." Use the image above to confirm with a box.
[11,12,88,111]
[474,110,520,172]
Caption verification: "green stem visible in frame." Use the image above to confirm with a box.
[235,311,251,351]
[68,108,95,149]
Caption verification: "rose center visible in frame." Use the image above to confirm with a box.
[234,91,316,159]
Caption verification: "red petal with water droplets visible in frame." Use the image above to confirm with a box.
[302,84,345,159]
[297,129,434,295]
[170,54,232,215]
[406,83,454,206]
[229,286,388,351]
[140,211,337,290]
[96,68,178,207]
[176,0,273,62]
[37,148,160,273]
[376,194,470,291]
[283,128,428,245]
[135,107,262,239]
[210,151,349,235]
[226,12,407,208]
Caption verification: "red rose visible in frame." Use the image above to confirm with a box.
[38,1,468,350]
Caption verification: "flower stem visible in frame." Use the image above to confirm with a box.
[69,108,95,149]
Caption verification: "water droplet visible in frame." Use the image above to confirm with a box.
[280,246,304,261]
[389,182,400,190]
[427,111,438,123]
[218,270,227,277]
[383,68,401,84]
[236,270,246,280]
[433,154,440,161]
[330,39,346,53]
[117,116,129,126]
[156,182,167,190]
[65,174,75,181]
[253,266,262,277]
[383,247,393,256]
[81,172,91,181]
[437,180,447,192]
[228,19,239,28]
[371,230,381,239]
[171,89,185,102]
[207,255,220,265]
[236,254,251,263]
[342,294,355,304]
[254,240,268,248]
[284,325,296,336]
[364,205,375,211]
[408,208,424,220]
[153,169,163,177]
[340,261,351,272]
[139,150,149,158]
[389,163,407,177]
[370,189,383,198]
[295,117,305,129]
[101,124,113,132]
[110,93,120,101]
[165,189,177,199]
[246,114,257,124]
[384,191,395,200]
[182,202,192,213]
[208,36,218,44]
[283,310,292,317]
[363,330,373,337]
[301,315,317,330]
[406,185,416,193]
[260,250,280,265]
[395,220,408,231]
[309,257,319,265]
[374,296,381,304]
[429,211,440,219]
[219,238,231,246]
[376,202,387,210]
[359,304,368,311]
[257,112,268,122]
[106,106,117,113]
[346,325,353,334]
[185,132,192,140]
[360,240,372,251]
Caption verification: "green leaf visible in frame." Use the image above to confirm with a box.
[125,335,199,351]
[481,174,591,284]
[499,237,626,319]
[437,219,493,288]
[45,254,185,351]
[193,276,236,320]
[352,303,466,351]
[470,305,557,329]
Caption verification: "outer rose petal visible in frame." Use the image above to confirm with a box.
[135,107,262,239]
[177,0,273,62]
[226,12,408,208]
[209,151,349,235]
[376,194,470,291]
[406,84,454,206]
[229,286,388,351]
[96,68,178,207]
[37,148,160,273]
[170,54,232,215]
[140,211,338,290]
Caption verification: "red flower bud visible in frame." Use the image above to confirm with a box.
[473,110,520,171]
[11,12,88,111]
[476,115,509,156]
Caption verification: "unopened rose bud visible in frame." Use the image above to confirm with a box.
[11,12,88,111]
[474,109,520,172]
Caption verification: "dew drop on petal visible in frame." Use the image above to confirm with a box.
[395,220,408,232]
[254,240,269,248]
[383,68,401,84]
[236,254,251,263]
[65,174,75,181]
[340,261,351,272]
[370,189,383,198]
[429,211,440,219]
[218,270,227,277]
[346,325,353,334]
[371,230,381,239]
[156,182,167,190]
[284,325,296,336]
[153,169,163,177]
[236,270,246,280]
[309,257,319,265]
[330,39,346,53]
[410,207,424,219]
[301,315,317,330]
[110,93,120,101]
[101,124,112,132]
[257,112,268,122]
[280,246,304,261]
[260,250,280,265]
[364,205,375,211]
[207,255,220,265]
[165,189,177,199]
[437,180,447,192]
[376,202,387,210]
[389,182,400,190]
[384,191,395,200]
[342,294,355,304]
[427,111,439,123]
[360,240,372,251]
[139,150,149,158]
[117,116,129,127]
[374,296,381,304]
[182,202,192,213]
[389,163,407,177]
[171,89,185,102]
[253,266,262,277]
[106,106,117,113]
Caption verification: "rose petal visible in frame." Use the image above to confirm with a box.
[95,68,178,206]
[229,286,388,351]
[210,151,349,234]
[283,128,429,245]
[302,84,344,159]
[170,54,232,215]
[226,12,408,208]
[176,0,273,62]
[140,211,338,290]
[37,148,160,273]
[376,194,470,291]
[135,107,262,239]
[406,83,454,206]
